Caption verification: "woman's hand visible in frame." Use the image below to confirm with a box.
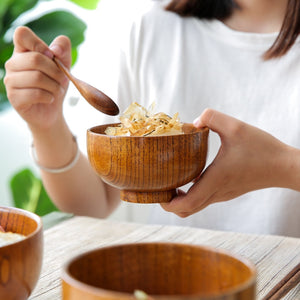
[4,26,71,132]
[161,108,300,217]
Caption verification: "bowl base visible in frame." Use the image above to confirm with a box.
[121,189,177,203]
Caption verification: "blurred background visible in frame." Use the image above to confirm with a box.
[0,0,151,223]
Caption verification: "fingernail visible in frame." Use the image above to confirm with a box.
[193,116,201,127]
[50,44,63,57]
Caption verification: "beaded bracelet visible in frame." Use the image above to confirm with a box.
[30,136,80,174]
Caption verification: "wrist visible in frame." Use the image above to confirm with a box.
[29,118,79,171]
[31,135,80,174]
[276,144,300,191]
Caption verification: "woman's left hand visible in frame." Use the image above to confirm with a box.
[161,108,300,217]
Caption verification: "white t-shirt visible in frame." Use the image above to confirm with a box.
[109,1,300,237]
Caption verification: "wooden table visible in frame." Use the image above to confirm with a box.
[29,216,300,300]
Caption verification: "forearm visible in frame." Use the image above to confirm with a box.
[30,119,120,218]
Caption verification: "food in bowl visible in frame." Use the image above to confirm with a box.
[0,227,25,247]
[134,289,151,300]
[105,102,183,136]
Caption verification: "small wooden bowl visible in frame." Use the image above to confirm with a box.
[0,206,43,300]
[62,242,256,300]
[87,123,209,203]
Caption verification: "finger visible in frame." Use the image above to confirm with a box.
[13,26,53,58]
[161,163,226,216]
[160,195,186,213]
[193,108,244,140]
[7,88,54,109]
[160,193,207,218]
[160,188,187,211]
[49,35,72,69]
[160,189,214,218]
[5,70,63,97]
[160,192,202,216]
[5,52,67,87]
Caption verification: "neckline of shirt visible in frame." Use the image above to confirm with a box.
[197,19,279,51]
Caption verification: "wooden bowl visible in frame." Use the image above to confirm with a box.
[62,242,256,300]
[0,206,43,299]
[87,123,209,203]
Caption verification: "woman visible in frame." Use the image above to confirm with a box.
[4,0,300,237]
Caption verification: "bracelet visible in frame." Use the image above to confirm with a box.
[30,136,80,174]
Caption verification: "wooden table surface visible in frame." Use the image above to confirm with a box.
[29,216,300,300]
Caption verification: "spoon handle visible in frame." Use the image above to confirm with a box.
[53,57,119,116]
[53,57,76,84]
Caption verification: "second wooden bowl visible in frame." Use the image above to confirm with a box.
[0,206,43,300]
[87,123,209,203]
[62,242,257,300]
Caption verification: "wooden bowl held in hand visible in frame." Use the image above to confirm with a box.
[0,206,43,300]
[87,123,209,203]
[62,242,257,300]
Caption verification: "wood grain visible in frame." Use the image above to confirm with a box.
[29,217,300,300]
[87,124,209,203]
[62,242,256,299]
[0,207,43,300]
[262,263,300,300]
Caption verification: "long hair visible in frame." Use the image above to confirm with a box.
[165,0,300,60]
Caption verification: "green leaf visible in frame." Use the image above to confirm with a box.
[0,80,9,112]
[10,168,40,213]
[0,42,13,66]
[2,0,38,32]
[0,0,11,16]
[34,183,59,216]
[10,168,59,216]
[68,0,100,10]
[25,10,87,47]
[71,47,78,66]
[0,0,11,33]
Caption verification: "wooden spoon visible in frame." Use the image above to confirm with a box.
[53,57,119,116]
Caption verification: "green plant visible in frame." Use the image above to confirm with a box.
[4,0,100,216]
[10,168,58,216]
[0,0,100,111]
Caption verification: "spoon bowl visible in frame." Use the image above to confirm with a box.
[53,57,119,116]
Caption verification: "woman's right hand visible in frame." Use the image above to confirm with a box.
[4,26,71,132]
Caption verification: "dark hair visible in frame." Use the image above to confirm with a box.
[165,0,300,60]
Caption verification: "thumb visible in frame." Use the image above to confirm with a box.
[193,108,243,139]
[49,35,72,69]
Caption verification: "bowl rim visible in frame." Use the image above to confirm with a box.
[0,206,43,248]
[87,123,209,138]
[61,242,257,299]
